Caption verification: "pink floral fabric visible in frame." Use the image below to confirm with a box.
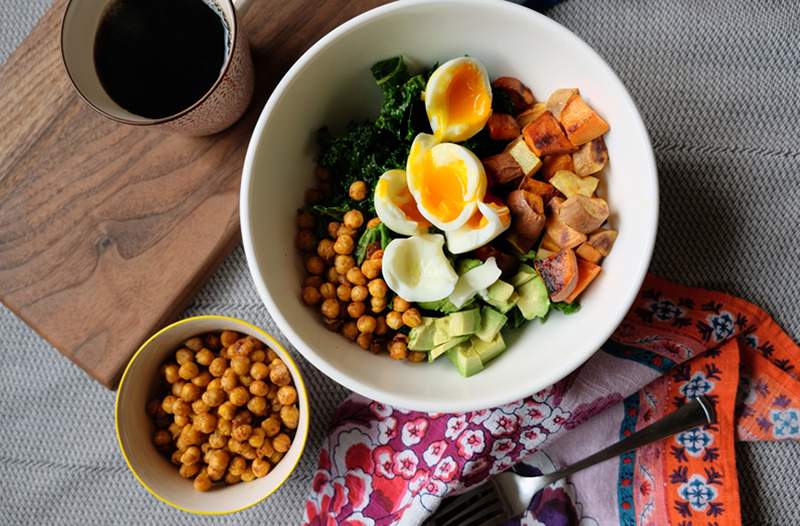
[303,275,800,525]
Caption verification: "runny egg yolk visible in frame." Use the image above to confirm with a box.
[411,152,469,223]
[442,63,491,138]
[378,181,429,225]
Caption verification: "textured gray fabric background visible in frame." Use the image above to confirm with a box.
[1,1,798,525]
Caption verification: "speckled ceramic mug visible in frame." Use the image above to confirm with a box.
[61,0,255,136]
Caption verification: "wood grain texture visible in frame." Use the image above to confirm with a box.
[0,0,386,387]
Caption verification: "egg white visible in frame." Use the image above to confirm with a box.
[374,169,428,236]
[425,57,492,143]
[445,200,511,254]
[382,234,458,302]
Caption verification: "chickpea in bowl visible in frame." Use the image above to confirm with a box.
[116,316,309,514]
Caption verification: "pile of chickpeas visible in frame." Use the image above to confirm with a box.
[147,331,300,491]
[296,174,427,363]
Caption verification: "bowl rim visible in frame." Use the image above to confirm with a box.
[114,315,310,515]
[240,0,659,412]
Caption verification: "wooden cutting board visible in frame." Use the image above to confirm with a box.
[0,0,386,388]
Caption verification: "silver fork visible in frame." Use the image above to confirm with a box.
[425,396,716,526]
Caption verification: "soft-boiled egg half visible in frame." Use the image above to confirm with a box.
[425,57,492,142]
[446,198,511,254]
[406,133,487,232]
[374,169,429,236]
[382,234,458,302]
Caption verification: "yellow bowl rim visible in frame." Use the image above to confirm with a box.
[114,314,310,515]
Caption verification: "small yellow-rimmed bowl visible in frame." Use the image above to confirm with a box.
[115,315,310,515]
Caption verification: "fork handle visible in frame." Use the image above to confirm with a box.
[539,395,716,483]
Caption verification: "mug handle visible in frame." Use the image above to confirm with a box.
[233,0,253,17]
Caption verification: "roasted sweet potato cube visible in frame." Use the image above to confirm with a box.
[535,248,579,302]
[546,88,579,120]
[546,215,587,249]
[573,136,608,176]
[516,103,547,128]
[560,95,610,147]
[492,77,535,113]
[507,190,546,251]
[540,153,574,180]
[487,113,521,141]
[506,137,541,176]
[522,111,577,157]
[483,139,541,186]
[564,259,602,303]
[519,177,557,203]
[576,242,603,264]
[550,170,599,198]
[588,229,618,256]
[557,195,609,233]
[539,232,560,252]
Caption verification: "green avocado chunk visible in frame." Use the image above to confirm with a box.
[446,343,484,377]
[517,272,551,320]
[486,280,515,304]
[471,333,506,365]
[510,264,536,287]
[446,308,481,337]
[475,307,507,343]
[408,317,437,351]
[429,335,470,362]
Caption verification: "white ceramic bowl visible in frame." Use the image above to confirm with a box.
[240,0,658,412]
[115,316,310,514]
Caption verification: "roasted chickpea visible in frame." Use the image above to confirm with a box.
[209,357,227,377]
[180,446,201,465]
[207,465,225,481]
[360,261,380,281]
[194,412,217,434]
[192,371,212,389]
[229,386,250,407]
[349,285,367,303]
[227,438,243,454]
[369,340,383,355]
[247,396,268,416]
[375,316,388,336]
[230,355,250,376]
[201,442,212,455]
[221,369,238,391]
[172,400,191,417]
[261,416,281,437]
[269,360,291,387]
[228,455,247,476]
[273,433,292,453]
[341,321,359,340]
[304,275,324,288]
[217,418,233,436]
[301,285,322,306]
[208,432,226,449]
[269,451,284,464]
[346,267,367,286]
[170,448,183,464]
[334,254,356,275]
[240,468,256,482]
[280,405,300,430]
[232,424,252,442]
[207,378,222,391]
[347,301,366,319]
[343,210,364,229]
[368,278,388,299]
[161,395,177,414]
[207,449,230,471]
[170,381,186,398]
[249,361,268,381]
[297,210,315,229]
[357,315,377,334]
[390,297,410,314]
[252,458,271,478]
[249,380,269,397]
[296,229,316,252]
[179,462,201,479]
[175,348,194,365]
[163,364,180,384]
[319,282,337,300]
[370,249,384,260]
[224,471,241,485]
[349,180,368,201]
[271,400,283,413]
[408,351,426,363]
[240,444,257,460]
[203,333,220,350]
[388,337,408,360]
[334,234,354,255]
[233,410,252,427]
[356,333,372,350]
[174,414,189,427]
[320,298,340,319]
[273,384,296,405]
[193,469,212,491]
[402,308,422,328]
[168,423,182,440]
[316,238,335,261]
[258,441,275,459]
[178,361,199,381]
[336,283,352,301]
[191,399,209,414]
[153,430,171,448]
[218,401,237,421]
[370,296,387,313]
[305,255,325,275]
[248,428,266,448]
[200,390,224,410]
[193,349,214,367]
[185,336,204,351]
[180,425,204,447]
[220,331,239,347]
[179,382,201,402]
[326,267,340,284]
[250,349,266,363]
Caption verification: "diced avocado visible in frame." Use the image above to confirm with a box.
[457,258,483,275]
[489,291,519,314]
[486,280,515,304]
[446,343,484,377]
[471,333,506,365]
[429,335,469,362]
[510,264,536,287]
[446,308,481,337]
[517,273,551,320]
[433,317,451,346]
[408,317,438,351]
[475,307,507,343]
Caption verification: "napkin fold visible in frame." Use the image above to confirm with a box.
[303,275,800,526]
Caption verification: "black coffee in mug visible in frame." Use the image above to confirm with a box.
[94,0,229,119]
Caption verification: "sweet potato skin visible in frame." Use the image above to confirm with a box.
[560,95,609,147]
[540,153,575,180]
[519,177,557,204]
[535,248,579,302]
[522,111,577,157]
[483,152,525,186]
[588,229,618,256]
[487,113,520,141]
[507,190,546,250]
[492,76,535,113]
[572,136,608,176]
[564,258,602,303]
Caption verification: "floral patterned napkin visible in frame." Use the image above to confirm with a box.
[302,275,800,525]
